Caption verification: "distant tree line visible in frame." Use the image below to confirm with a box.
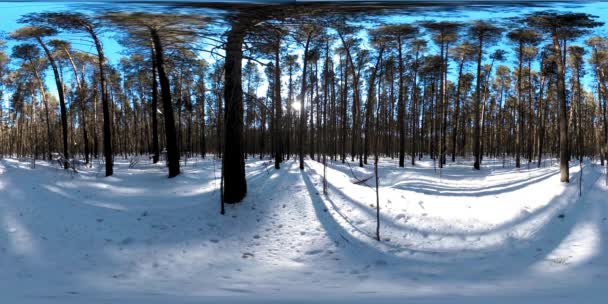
[0,4,605,204]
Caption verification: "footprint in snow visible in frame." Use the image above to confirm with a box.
[305,249,323,255]
[395,214,406,221]
[375,260,387,266]
[120,237,135,245]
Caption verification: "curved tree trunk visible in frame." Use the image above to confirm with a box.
[64,47,89,165]
[89,30,113,176]
[37,37,69,169]
[151,29,180,178]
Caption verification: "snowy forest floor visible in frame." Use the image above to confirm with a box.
[1,155,607,303]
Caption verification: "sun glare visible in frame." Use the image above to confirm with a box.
[291,101,301,111]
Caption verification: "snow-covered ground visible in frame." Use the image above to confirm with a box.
[1,155,607,303]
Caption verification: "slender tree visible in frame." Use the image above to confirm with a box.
[469,20,503,170]
[378,24,418,167]
[526,12,603,182]
[507,28,540,168]
[22,12,115,176]
[11,26,70,169]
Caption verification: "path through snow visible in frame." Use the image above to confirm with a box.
[0,156,606,303]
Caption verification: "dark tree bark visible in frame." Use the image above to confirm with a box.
[89,29,113,176]
[365,48,384,166]
[516,40,524,168]
[63,46,89,165]
[223,22,248,202]
[452,58,464,162]
[552,34,569,182]
[151,44,160,164]
[32,68,53,161]
[537,73,549,168]
[473,35,483,170]
[274,41,283,169]
[411,46,421,166]
[151,29,180,178]
[397,36,406,168]
[299,30,312,170]
[37,37,69,169]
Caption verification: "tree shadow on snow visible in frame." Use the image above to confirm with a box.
[301,159,606,285]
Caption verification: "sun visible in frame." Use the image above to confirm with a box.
[291,101,301,111]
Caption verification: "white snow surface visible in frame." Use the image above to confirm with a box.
[0,156,607,303]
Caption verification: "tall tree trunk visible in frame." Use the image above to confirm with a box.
[151,29,180,178]
[89,30,113,176]
[151,44,161,163]
[537,74,548,168]
[223,22,248,201]
[37,37,69,169]
[452,60,464,162]
[397,37,406,167]
[274,41,283,169]
[310,62,316,161]
[527,59,534,163]
[473,36,483,170]
[440,42,449,167]
[365,48,384,166]
[200,81,207,159]
[411,49,420,166]
[516,41,523,168]
[299,31,312,170]
[337,31,361,166]
[63,47,89,165]
[340,54,347,163]
[553,33,569,182]
[33,68,52,160]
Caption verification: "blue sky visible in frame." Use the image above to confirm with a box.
[377,1,608,88]
[0,2,124,59]
[2,1,608,106]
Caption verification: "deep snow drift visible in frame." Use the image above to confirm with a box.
[0,155,607,303]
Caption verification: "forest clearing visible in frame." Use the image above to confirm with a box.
[1,156,607,303]
[1,0,608,303]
